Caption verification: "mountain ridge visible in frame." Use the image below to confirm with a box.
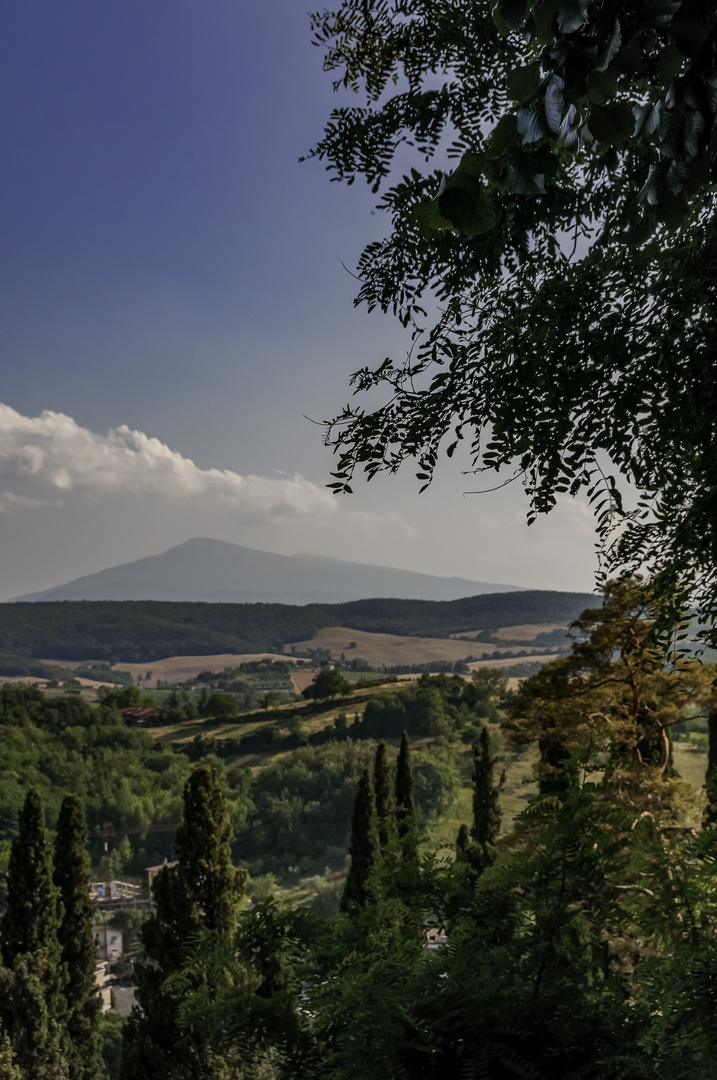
[12,537,525,605]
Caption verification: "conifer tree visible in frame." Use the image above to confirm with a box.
[395,733,417,859]
[175,765,245,936]
[341,769,380,911]
[54,795,103,1080]
[373,742,394,851]
[704,710,717,825]
[0,1021,20,1080]
[0,788,67,1080]
[469,726,504,875]
[456,824,470,857]
[122,765,245,1080]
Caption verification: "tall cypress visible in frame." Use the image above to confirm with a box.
[54,795,103,1080]
[395,734,417,858]
[122,765,245,1080]
[704,711,717,825]
[0,1021,20,1080]
[373,742,394,851]
[0,789,67,1080]
[470,725,504,874]
[175,765,245,935]
[341,769,380,911]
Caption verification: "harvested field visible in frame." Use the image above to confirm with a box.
[109,653,300,685]
[494,623,568,641]
[288,626,548,668]
[467,654,560,672]
[0,674,113,689]
[290,669,316,693]
[451,623,567,642]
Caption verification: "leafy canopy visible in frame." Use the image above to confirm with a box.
[310,0,717,642]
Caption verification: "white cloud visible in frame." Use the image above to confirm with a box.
[344,509,416,537]
[0,403,337,521]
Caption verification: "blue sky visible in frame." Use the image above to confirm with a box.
[0,0,597,600]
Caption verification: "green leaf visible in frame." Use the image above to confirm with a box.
[531,0,560,41]
[414,198,455,237]
[437,185,499,236]
[507,61,542,104]
[487,114,519,156]
[492,0,529,35]
[587,67,619,105]
[557,0,590,34]
[587,101,635,145]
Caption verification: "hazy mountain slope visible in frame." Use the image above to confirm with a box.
[13,537,522,605]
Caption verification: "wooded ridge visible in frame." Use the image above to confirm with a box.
[0,591,595,663]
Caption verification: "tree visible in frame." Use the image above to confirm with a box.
[373,742,394,850]
[0,789,67,1080]
[122,766,246,1079]
[303,669,353,701]
[0,1024,20,1080]
[505,579,711,821]
[341,769,380,910]
[467,725,504,874]
[54,795,103,1080]
[311,0,717,646]
[395,733,417,860]
[705,709,717,825]
[174,765,246,936]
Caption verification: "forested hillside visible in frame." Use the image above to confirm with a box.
[0,670,504,882]
[0,590,594,662]
[2,581,717,1080]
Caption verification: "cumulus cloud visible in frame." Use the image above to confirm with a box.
[0,403,337,520]
[344,509,416,537]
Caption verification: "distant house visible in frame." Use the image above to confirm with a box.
[121,706,170,727]
[95,960,113,1013]
[90,880,141,904]
[93,925,123,963]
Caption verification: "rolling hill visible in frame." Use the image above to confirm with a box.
[0,590,597,663]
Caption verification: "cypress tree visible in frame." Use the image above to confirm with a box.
[122,765,245,1080]
[395,734,417,859]
[0,1033,20,1080]
[54,795,103,1080]
[373,742,394,851]
[455,824,470,859]
[341,769,380,911]
[0,789,67,1080]
[704,710,717,825]
[469,725,504,874]
[175,764,245,935]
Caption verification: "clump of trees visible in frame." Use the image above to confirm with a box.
[5,587,717,1077]
[0,790,103,1079]
[121,766,247,1079]
[302,670,353,701]
[147,583,717,1080]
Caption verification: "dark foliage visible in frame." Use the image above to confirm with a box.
[0,591,595,661]
[54,795,103,1080]
[0,789,67,1079]
[341,769,380,910]
[373,742,394,851]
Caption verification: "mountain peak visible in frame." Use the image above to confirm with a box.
[13,537,523,605]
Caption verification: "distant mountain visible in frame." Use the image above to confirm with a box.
[13,537,524,605]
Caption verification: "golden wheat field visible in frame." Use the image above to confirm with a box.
[288,626,553,668]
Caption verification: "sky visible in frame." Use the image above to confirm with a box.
[0,0,599,601]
